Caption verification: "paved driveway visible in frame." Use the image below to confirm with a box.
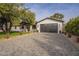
[0,33,79,56]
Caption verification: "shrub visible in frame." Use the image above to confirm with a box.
[65,17,79,36]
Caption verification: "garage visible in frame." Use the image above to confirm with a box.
[40,23,58,33]
[36,18,64,33]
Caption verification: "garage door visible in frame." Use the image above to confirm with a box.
[40,23,58,33]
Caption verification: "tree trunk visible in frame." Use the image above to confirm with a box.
[1,26,6,32]
[1,21,12,33]
[8,21,12,32]
[29,25,32,32]
[1,23,6,32]
[23,25,26,32]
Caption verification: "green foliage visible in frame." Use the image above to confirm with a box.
[0,3,36,32]
[0,4,22,32]
[65,16,79,35]
[50,13,64,20]
[20,9,35,25]
[25,11,35,25]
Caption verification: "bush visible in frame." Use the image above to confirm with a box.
[65,17,79,36]
[68,34,72,38]
[76,37,79,43]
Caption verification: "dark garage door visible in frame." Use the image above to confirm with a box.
[40,23,58,33]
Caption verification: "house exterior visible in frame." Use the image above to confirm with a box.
[36,18,64,33]
[11,27,21,32]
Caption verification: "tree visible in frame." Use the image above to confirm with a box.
[50,13,64,20]
[25,11,35,32]
[0,4,22,33]
[0,4,36,33]
[65,16,79,35]
[20,8,35,32]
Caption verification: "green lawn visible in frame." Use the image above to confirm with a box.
[0,31,30,40]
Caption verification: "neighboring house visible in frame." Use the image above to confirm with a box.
[11,26,21,32]
[20,21,29,32]
[36,18,64,33]
[11,21,36,32]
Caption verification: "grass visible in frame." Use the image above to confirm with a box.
[0,31,31,40]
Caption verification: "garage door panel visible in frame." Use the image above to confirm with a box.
[40,23,58,33]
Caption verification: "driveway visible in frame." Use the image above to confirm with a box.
[0,33,79,56]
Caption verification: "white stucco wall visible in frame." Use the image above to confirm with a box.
[36,19,63,33]
[11,27,21,31]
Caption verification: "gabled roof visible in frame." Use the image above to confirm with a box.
[37,17,64,24]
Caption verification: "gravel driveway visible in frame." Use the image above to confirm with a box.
[0,33,79,56]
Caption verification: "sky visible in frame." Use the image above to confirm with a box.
[25,3,79,23]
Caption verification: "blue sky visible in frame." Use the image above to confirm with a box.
[25,3,79,23]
